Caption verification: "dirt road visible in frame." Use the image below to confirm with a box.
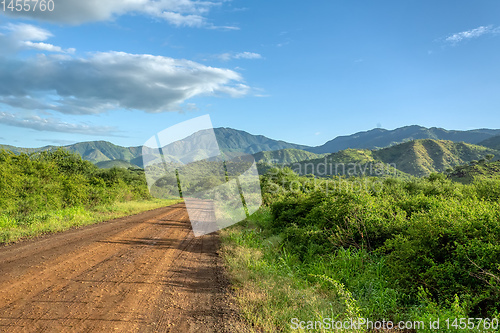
[0,203,249,332]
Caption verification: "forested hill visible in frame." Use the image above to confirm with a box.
[0,128,310,167]
[308,125,500,154]
[285,139,500,177]
[2,126,500,170]
[478,134,500,151]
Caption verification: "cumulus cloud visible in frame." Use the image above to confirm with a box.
[0,112,119,135]
[0,23,74,54]
[1,0,236,28]
[0,51,250,114]
[445,25,500,44]
[217,52,262,61]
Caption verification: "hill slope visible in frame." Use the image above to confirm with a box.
[253,148,324,164]
[214,128,309,154]
[373,139,500,177]
[478,135,500,151]
[449,160,500,184]
[2,126,500,171]
[1,128,310,167]
[286,139,500,177]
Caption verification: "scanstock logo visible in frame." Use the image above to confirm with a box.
[142,115,262,236]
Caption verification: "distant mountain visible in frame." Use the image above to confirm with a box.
[2,126,500,172]
[1,128,309,168]
[478,135,500,151]
[287,139,500,177]
[308,125,500,154]
[65,141,143,163]
[374,139,500,177]
[214,128,309,154]
[253,148,324,164]
[0,144,54,154]
[142,127,311,166]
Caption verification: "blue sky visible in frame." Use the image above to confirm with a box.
[1,0,499,148]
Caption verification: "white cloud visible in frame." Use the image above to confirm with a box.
[0,0,236,28]
[157,11,206,27]
[234,52,262,59]
[0,112,119,136]
[4,23,52,41]
[445,25,500,44]
[0,23,74,54]
[0,51,250,114]
[0,24,251,115]
[216,51,262,61]
[22,41,75,53]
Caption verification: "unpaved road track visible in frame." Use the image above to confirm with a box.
[0,203,249,332]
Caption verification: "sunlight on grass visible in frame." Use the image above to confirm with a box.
[0,198,181,244]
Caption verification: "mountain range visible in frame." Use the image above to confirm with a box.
[284,139,500,177]
[2,125,500,177]
[308,125,500,154]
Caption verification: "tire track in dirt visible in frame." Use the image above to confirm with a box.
[0,203,249,333]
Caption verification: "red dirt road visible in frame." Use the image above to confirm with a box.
[0,203,249,332]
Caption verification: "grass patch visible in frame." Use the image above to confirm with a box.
[221,209,360,332]
[0,198,181,244]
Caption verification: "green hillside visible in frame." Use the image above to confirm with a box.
[0,144,55,155]
[478,135,500,151]
[67,141,142,163]
[253,148,324,164]
[285,148,405,178]
[309,125,500,154]
[215,127,309,153]
[449,159,500,184]
[1,128,310,167]
[283,139,500,177]
[373,139,500,177]
[3,127,500,172]
[95,160,138,169]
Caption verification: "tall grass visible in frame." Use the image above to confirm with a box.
[0,199,179,243]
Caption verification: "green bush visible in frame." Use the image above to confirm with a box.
[257,167,500,319]
[0,149,153,228]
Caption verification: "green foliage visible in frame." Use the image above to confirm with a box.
[450,160,500,184]
[0,149,155,242]
[270,139,499,179]
[228,167,500,329]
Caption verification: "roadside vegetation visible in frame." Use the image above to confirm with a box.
[0,149,178,243]
[221,166,500,332]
